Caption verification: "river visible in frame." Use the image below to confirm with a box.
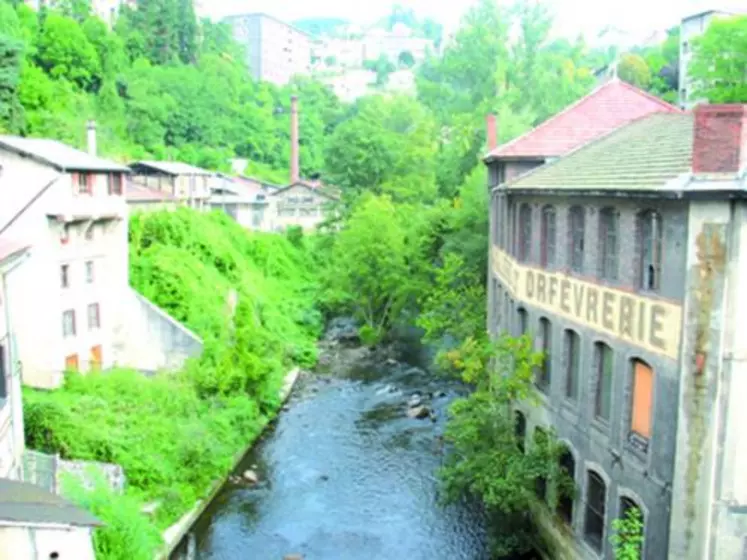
[183,336,496,559]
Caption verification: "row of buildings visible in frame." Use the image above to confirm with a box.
[484,57,746,560]
[0,95,334,556]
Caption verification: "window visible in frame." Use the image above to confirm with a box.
[537,318,551,391]
[508,201,516,256]
[558,448,575,524]
[568,206,585,273]
[87,303,101,330]
[62,310,76,337]
[61,264,70,288]
[64,354,79,372]
[584,471,607,552]
[564,330,580,401]
[517,307,528,336]
[60,225,70,245]
[85,261,94,283]
[638,210,663,291]
[85,226,94,241]
[518,203,532,262]
[599,207,619,281]
[107,173,123,195]
[594,342,614,422]
[514,411,526,453]
[540,205,556,267]
[75,173,91,194]
[90,345,102,371]
[618,497,645,556]
[630,360,654,449]
[534,428,548,501]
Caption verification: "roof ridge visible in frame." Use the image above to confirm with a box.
[499,112,689,191]
[484,79,681,161]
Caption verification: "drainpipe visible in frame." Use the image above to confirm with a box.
[1,250,31,480]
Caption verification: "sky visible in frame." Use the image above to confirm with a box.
[204,0,747,41]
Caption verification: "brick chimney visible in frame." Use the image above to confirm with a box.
[486,113,498,152]
[692,104,747,174]
[87,120,97,156]
[290,95,300,184]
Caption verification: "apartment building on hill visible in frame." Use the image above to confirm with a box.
[224,12,312,85]
[486,104,747,559]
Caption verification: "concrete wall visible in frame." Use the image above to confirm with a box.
[488,191,689,559]
[113,288,202,374]
[0,525,95,560]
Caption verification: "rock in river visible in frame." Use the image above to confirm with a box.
[406,405,431,419]
[407,393,423,408]
[242,469,259,484]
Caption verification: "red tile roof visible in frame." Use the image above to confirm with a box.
[485,78,682,161]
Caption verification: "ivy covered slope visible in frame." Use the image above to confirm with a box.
[23,209,321,536]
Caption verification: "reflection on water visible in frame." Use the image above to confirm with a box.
[189,348,491,560]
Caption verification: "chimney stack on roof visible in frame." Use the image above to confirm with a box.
[692,104,747,174]
[486,113,498,152]
[86,120,97,157]
[290,95,300,185]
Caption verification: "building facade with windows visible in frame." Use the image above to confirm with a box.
[128,161,213,211]
[486,105,747,559]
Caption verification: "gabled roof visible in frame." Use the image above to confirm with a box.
[129,161,213,176]
[506,113,694,192]
[271,180,340,200]
[484,79,682,162]
[0,239,30,263]
[0,478,102,528]
[0,136,129,173]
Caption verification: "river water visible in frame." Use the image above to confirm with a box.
[188,339,493,560]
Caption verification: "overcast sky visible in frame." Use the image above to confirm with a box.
[205,0,746,39]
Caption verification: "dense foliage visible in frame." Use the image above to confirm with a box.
[24,210,321,558]
[611,507,644,560]
[690,16,747,103]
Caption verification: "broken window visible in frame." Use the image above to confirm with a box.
[599,207,619,281]
[568,206,585,273]
[540,205,556,267]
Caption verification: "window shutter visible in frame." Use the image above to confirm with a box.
[632,361,654,438]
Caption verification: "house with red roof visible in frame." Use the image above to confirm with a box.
[483,77,682,189]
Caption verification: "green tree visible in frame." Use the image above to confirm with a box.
[689,15,747,103]
[611,506,644,560]
[35,12,100,88]
[0,33,24,132]
[322,194,411,341]
[398,49,414,67]
[617,52,652,89]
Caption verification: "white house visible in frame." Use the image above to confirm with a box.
[0,239,30,480]
[0,131,203,389]
[0,478,100,560]
[267,181,338,232]
[128,161,214,211]
[209,174,270,231]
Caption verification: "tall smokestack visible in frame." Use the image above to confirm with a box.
[486,113,498,152]
[87,120,97,156]
[290,95,300,184]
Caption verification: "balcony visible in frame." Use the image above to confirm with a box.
[46,195,127,223]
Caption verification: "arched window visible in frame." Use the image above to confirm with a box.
[568,206,585,273]
[537,318,552,392]
[599,207,619,281]
[594,342,614,422]
[534,428,548,501]
[618,497,645,556]
[517,307,528,337]
[564,330,581,401]
[518,203,532,262]
[514,411,526,453]
[637,210,663,291]
[540,205,556,267]
[558,448,575,524]
[584,470,607,552]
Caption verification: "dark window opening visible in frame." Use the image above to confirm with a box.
[517,307,528,337]
[594,342,613,421]
[637,210,663,291]
[558,448,575,523]
[568,206,585,273]
[534,428,548,501]
[537,318,551,392]
[514,411,526,453]
[540,205,556,267]
[564,330,580,401]
[599,207,619,281]
[518,203,532,262]
[584,471,607,552]
[618,497,645,557]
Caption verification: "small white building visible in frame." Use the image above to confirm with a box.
[129,161,213,211]
[0,240,30,480]
[0,478,101,560]
[0,133,203,389]
[267,181,338,232]
[209,175,270,231]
